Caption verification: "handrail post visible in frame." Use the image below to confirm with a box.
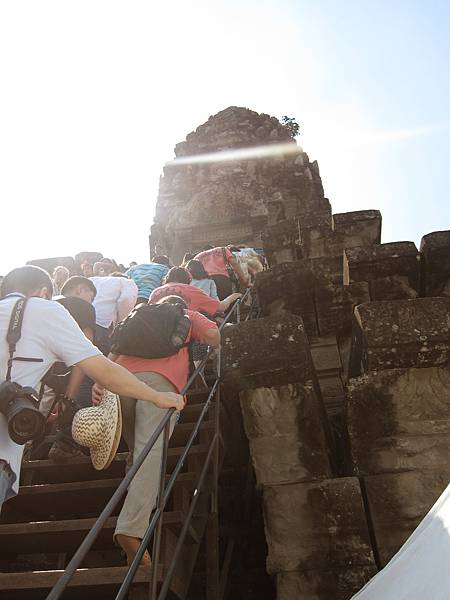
[150,419,171,600]
[206,348,221,599]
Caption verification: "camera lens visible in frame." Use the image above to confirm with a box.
[11,408,41,440]
[7,400,46,445]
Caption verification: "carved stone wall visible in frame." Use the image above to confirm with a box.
[155,108,450,599]
[151,107,329,263]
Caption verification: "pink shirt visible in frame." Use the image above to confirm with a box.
[194,247,234,278]
[149,283,220,316]
[117,310,217,392]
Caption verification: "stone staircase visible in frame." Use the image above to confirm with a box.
[0,388,218,600]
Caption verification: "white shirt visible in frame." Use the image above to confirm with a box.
[0,294,101,499]
[90,276,138,328]
[191,278,219,300]
[233,247,260,278]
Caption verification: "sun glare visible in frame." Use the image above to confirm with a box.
[165,142,303,167]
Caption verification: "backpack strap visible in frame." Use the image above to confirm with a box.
[222,247,239,285]
[221,247,229,266]
[4,297,43,381]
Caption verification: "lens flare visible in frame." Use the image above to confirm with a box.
[165,141,303,167]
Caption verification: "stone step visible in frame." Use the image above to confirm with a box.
[20,443,211,485]
[0,510,204,557]
[185,389,213,404]
[420,230,450,296]
[343,241,420,300]
[349,297,450,375]
[163,419,215,448]
[2,473,201,524]
[0,389,217,600]
[0,565,165,600]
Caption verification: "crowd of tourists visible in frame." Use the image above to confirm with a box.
[0,243,264,566]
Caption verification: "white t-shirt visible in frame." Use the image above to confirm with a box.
[191,278,219,300]
[90,276,138,328]
[0,294,101,500]
[233,248,261,278]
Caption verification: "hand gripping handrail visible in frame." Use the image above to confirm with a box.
[46,287,252,600]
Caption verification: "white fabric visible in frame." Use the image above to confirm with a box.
[233,247,261,278]
[237,247,260,259]
[191,278,219,300]
[90,276,138,328]
[0,294,101,499]
[351,484,450,600]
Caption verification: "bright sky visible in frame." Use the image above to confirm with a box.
[0,0,449,275]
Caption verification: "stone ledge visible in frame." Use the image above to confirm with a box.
[364,467,450,566]
[420,230,450,297]
[350,297,450,375]
[240,384,331,485]
[346,367,450,475]
[221,313,315,391]
[264,477,375,574]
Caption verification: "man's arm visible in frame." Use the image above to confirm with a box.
[65,326,94,400]
[190,312,220,348]
[202,328,220,348]
[45,303,183,410]
[218,293,242,312]
[76,354,184,410]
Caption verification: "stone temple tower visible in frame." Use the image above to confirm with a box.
[150,107,450,600]
[151,106,340,263]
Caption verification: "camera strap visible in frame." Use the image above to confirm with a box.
[5,297,43,382]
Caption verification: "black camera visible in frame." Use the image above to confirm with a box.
[0,380,46,445]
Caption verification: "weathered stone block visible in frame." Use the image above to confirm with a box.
[27,256,76,274]
[261,219,300,262]
[347,367,450,475]
[315,281,370,336]
[343,241,421,300]
[256,263,367,338]
[240,384,331,485]
[333,210,382,247]
[298,212,334,259]
[276,567,377,600]
[263,478,375,574]
[420,230,450,297]
[255,262,318,336]
[364,467,450,566]
[271,248,296,264]
[350,298,450,375]
[369,275,419,301]
[221,313,315,391]
[74,251,103,266]
[303,255,343,285]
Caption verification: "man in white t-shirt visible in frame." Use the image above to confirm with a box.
[0,266,184,512]
[89,260,138,359]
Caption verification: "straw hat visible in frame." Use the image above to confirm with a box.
[72,390,122,470]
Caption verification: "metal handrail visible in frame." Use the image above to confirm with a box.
[46,287,251,600]
[116,378,220,599]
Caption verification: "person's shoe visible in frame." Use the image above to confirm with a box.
[48,439,85,463]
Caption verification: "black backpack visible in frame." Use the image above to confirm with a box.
[110,303,191,359]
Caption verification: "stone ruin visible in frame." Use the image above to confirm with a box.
[153,107,450,599]
[27,252,104,275]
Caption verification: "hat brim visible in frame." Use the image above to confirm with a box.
[91,393,122,471]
